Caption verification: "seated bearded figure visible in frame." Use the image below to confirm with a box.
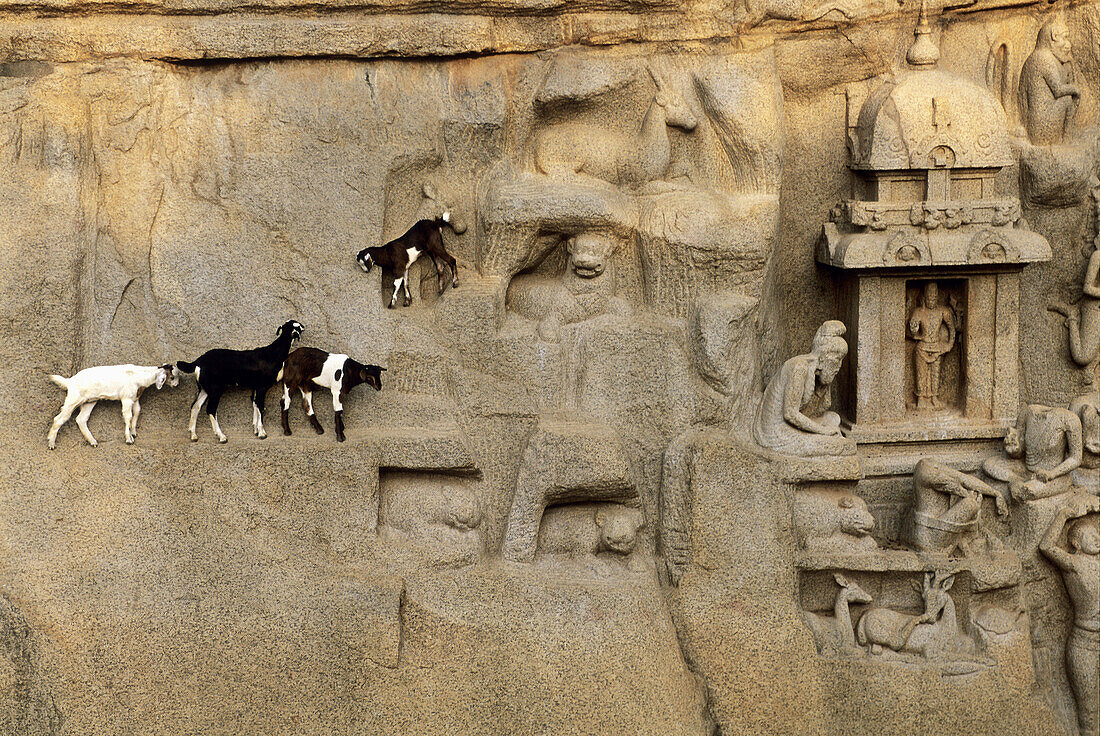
[982,404,1084,502]
[754,320,855,457]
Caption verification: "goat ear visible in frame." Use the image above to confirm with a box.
[422,182,438,201]
[940,575,955,591]
[156,371,167,390]
[834,573,849,587]
[594,508,606,528]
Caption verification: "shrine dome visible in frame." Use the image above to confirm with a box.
[852,69,1013,171]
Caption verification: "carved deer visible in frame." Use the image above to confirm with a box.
[802,573,874,655]
[856,573,969,659]
[533,66,698,190]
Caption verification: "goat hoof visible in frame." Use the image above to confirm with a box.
[257,433,267,440]
[126,439,134,445]
[89,442,98,448]
[218,437,228,444]
[283,429,292,437]
[314,426,324,435]
[190,436,198,443]
[336,434,346,443]
[452,280,459,288]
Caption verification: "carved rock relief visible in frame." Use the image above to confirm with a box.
[4,4,1100,735]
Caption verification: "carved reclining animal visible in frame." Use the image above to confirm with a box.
[855,573,971,659]
[280,347,384,443]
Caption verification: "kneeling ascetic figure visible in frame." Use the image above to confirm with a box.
[754,320,855,457]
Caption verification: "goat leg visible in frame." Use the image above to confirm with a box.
[281,385,292,436]
[334,410,346,443]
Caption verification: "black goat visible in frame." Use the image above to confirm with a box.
[280,347,384,442]
[357,216,460,308]
[176,320,303,443]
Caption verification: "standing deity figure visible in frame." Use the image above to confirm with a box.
[754,320,855,457]
[982,404,1083,502]
[1018,18,1080,146]
[1039,495,1100,736]
[908,282,956,411]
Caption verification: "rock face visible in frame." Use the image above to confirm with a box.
[1,0,1098,733]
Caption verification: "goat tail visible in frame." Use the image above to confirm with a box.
[176,360,197,374]
[48,374,68,389]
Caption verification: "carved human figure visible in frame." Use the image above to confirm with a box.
[982,404,1083,502]
[1054,237,1100,388]
[908,282,956,411]
[753,320,855,457]
[1070,392,1100,492]
[912,459,1008,556]
[1039,495,1100,736]
[1018,18,1080,145]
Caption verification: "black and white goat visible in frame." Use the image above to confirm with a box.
[176,320,303,443]
[280,347,384,442]
[47,364,180,449]
[357,215,461,308]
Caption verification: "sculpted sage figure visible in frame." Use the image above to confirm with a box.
[1039,495,1100,736]
[754,320,855,457]
[1018,18,1080,145]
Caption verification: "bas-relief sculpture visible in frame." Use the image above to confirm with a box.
[907,282,957,412]
[911,459,1007,557]
[1018,18,1080,146]
[1,0,1099,734]
[1040,496,1100,736]
[753,320,855,457]
[982,404,1084,501]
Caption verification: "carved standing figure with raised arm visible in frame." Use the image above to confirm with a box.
[908,282,956,411]
[1039,495,1099,736]
[754,320,855,457]
[982,404,1083,502]
[1053,185,1100,388]
[1018,17,1080,146]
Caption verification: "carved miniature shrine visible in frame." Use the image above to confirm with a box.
[818,22,1052,455]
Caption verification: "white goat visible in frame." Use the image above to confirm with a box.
[48,364,180,449]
